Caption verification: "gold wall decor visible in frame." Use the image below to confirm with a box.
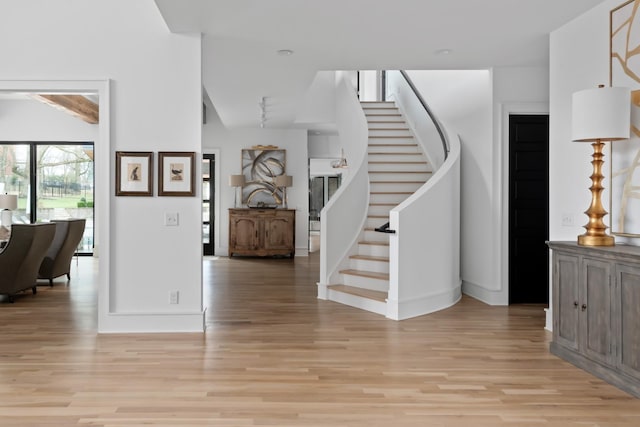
[611,0,640,236]
[241,148,286,206]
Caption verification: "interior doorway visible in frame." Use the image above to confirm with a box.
[508,114,549,304]
[202,153,215,256]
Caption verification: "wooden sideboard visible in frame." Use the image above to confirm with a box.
[548,241,640,397]
[229,208,295,257]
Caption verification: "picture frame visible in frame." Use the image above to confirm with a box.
[241,148,286,206]
[158,151,196,196]
[115,151,153,196]
[610,0,640,236]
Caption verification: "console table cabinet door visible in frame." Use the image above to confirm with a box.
[553,253,580,352]
[581,258,614,366]
[616,263,640,380]
[264,216,294,253]
[229,217,260,254]
[228,209,295,257]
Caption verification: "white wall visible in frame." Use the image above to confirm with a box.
[405,68,548,305]
[308,133,341,158]
[0,98,99,142]
[550,1,621,244]
[0,0,204,332]
[202,103,309,256]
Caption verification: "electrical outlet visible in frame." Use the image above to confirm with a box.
[169,291,179,304]
[165,212,178,226]
[561,213,575,227]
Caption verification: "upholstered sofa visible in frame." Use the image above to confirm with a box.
[0,223,56,302]
[38,219,86,286]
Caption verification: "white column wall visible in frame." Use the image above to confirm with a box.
[0,0,204,332]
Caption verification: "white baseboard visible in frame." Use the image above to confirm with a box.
[462,280,508,305]
[386,284,462,320]
[99,310,206,333]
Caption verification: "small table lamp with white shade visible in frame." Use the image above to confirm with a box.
[275,174,293,208]
[0,193,17,228]
[572,85,631,246]
[228,174,245,208]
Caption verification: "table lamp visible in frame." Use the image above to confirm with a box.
[275,174,293,208]
[0,193,18,228]
[572,85,631,246]
[229,174,245,208]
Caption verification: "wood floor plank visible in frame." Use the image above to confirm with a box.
[0,254,639,426]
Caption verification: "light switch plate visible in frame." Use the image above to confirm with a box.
[165,212,178,226]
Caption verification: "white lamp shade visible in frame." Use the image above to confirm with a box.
[0,194,17,210]
[275,175,293,187]
[228,174,245,187]
[572,86,631,142]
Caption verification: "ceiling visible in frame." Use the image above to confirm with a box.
[154,0,605,129]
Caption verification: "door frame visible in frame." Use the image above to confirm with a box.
[499,103,549,306]
[0,79,110,329]
[203,148,220,256]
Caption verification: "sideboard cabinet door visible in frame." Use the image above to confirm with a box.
[581,258,613,366]
[553,253,580,351]
[616,263,640,380]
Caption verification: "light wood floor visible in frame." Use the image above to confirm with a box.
[1,254,640,426]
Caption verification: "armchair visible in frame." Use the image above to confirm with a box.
[38,219,86,286]
[0,223,56,303]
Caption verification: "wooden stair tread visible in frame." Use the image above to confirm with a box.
[368,152,422,155]
[367,120,406,123]
[369,135,414,138]
[369,203,395,206]
[367,215,389,218]
[359,241,390,246]
[365,114,402,117]
[370,171,432,174]
[370,180,424,184]
[350,254,390,262]
[339,269,390,280]
[362,107,399,110]
[369,143,417,146]
[370,191,412,195]
[368,128,410,131]
[369,161,428,164]
[327,285,388,302]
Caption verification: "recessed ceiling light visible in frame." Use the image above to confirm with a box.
[277,49,294,56]
[435,48,452,55]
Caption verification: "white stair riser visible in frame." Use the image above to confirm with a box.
[366,217,393,230]
[369,129,413,137]
[350,258,389,274]
[369,193,410,204]
[367,121,407,129]
[368,153,426,163]
[369,163,429,173]
[370,182,424,193]
[342,274,389,292]
[368,137,415,144]
[368,144,420,154]
[364,229,390,243]
[368,204,394,216]
[369,171,431,181]
[363,108,400,115]
[361,102,396,108]
[358,243,389,257]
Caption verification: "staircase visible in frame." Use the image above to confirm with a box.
[326,101,433,315]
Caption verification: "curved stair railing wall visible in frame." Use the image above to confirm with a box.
[385,70,461,320]
[318,73,369,296]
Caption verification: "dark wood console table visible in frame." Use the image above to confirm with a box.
[229,208,295,257]
[547,241,640,397]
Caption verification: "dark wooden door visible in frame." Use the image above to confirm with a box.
[203,153,215,256]
[509,114,549,304]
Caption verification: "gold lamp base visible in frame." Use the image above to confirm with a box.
[577,140,615,247]
[578,234,614,246]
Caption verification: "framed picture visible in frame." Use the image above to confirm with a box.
[158,151,196,196]
[241,148,286,206]
[115,151,153,196]
[610,0,640,236]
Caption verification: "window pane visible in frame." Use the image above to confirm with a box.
[0,144,30,225]
[36,144,94,254]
